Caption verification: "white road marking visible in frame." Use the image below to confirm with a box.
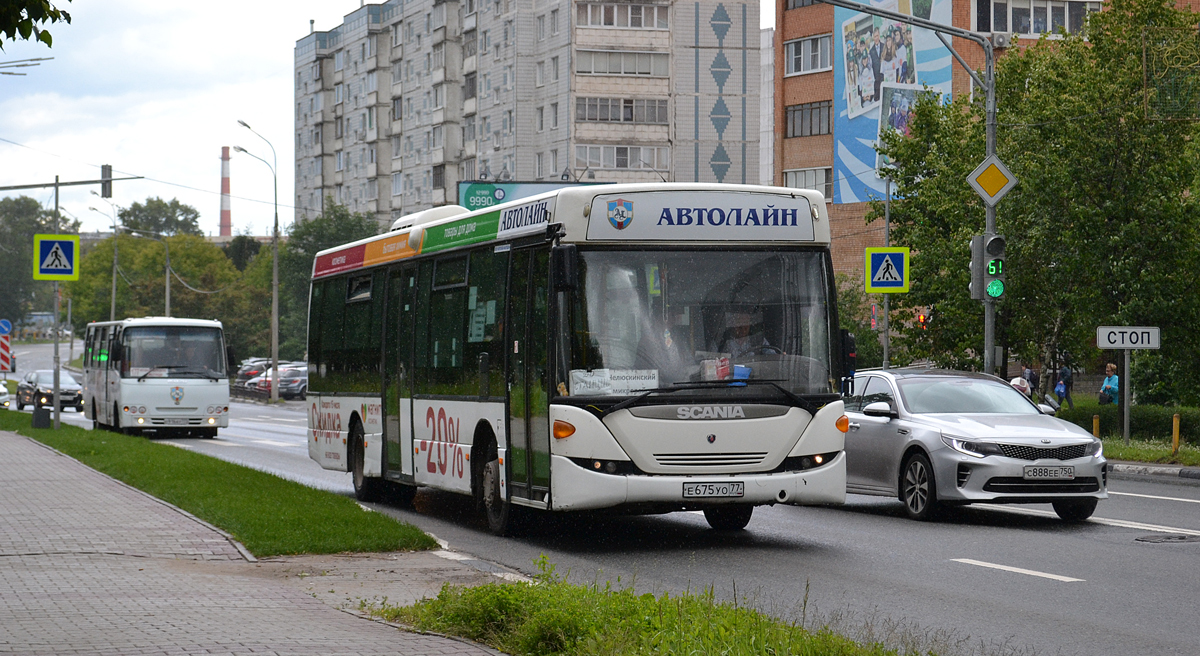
[1109,491,1200,505]
[256,415,304,422]
[987,505,1200,536]
[952,558,1084,582]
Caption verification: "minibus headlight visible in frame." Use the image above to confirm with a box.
[138,406,146,414]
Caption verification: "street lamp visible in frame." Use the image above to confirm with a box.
[89,192,121,321]
[235,119,280,404]
[123,227,171,317]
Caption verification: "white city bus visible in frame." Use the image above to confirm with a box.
[307,183,851,534]
[82,317,231,438]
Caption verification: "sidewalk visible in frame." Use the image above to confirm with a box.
[1108,460,1200,481]
[0,430,502,656]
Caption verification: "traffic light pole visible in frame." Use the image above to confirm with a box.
[819,0,1000,375]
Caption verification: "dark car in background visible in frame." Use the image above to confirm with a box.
[234,358,271,388]
[16,370,84,412]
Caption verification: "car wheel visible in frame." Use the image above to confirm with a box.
[350,422,384,502]
[75,404,84,413]
[1052,498,1097,522]
[482,441,520,535]
[15,396,23,411]
[900,452,939,520]
[703,505,754,531]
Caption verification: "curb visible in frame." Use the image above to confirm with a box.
[1108,462,1200,481]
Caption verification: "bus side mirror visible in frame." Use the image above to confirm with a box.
[551,244,578,291]
[840,329,856,396]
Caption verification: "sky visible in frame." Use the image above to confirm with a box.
[0,0,777,237]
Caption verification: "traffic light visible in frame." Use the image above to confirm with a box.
[101,164,113,198]
[968,235,984,300]
[917,311,928,330]
[983,234,1006,299]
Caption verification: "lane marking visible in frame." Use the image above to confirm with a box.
[952,558,1084,582]
[1110,491,1200,505]
[986,505,1200,536]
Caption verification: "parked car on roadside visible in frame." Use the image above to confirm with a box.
[16,369,85,412]
[844,368,1106,522]
[246,365,308,400]
[234,358,271,388]
[0,386,10,410]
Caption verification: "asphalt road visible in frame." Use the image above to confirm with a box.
[7,343,1199,656]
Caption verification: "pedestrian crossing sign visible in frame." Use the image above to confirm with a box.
[33,234,80,281]
[865,247,910,293]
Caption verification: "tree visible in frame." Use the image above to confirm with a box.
[836,274,884,370]
[119,197,203,237]
[0,195,79,326]
[873,0,1200,403]
[0,1,70,48]
[277,198,378,360]
[223,234,261,272]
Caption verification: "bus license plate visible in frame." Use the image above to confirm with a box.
[683,481,744,498]
[165,418,187,426]
[1023,466,1074,480]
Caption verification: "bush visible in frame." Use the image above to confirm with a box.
[1056,403,1200,444]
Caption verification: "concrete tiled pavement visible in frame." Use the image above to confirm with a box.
[0,430,501,656]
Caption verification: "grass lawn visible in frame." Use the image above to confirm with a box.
[1102,437,1200,467]
[369,558,898,656]
[0,409,435,557]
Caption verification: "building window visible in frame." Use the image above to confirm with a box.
[576,50,669,76]
[575,144,670,170]
[392,22,403,46]
[335,83,344,104]
[335,50,345,71]
[551,8,560,34]
[432,164,445,189]
[393,173,403,195]
[550,102,558,128]
[392,97,402,121]
[537,106,545,132]
[432,125,443,149]
[463,114,476,142]
[432,3,446,29]
[551,55,560,80]
[786,101,831,137]
[464,30,477,58]
[392,136,401,159]
[536,152,544,178]
[550,149,558,174]
[538,15,546,41]
[784,35,832,75]
[432,43,445,70]
[433,83,445,109]
[536,61,545,86]
[336,150,345,171]
[577,3,668,29]
[977,0,1099,35]
[787,0,818,6]
[576,97,669,123]
[463,159,476,180]
[783,168,833,201]
[464,72,477,100]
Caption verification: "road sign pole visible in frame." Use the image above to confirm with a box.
[53,178,60,430]
[883,178,891,370]
[1123,350,1131,446]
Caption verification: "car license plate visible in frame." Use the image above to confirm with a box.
[165,418,187,426]
[1023,465,1074,480]
[683,481,744,498]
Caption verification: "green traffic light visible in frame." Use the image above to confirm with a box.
[986,279,1005,298]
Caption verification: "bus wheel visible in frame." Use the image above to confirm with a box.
[350,422,384,502]
[482,444,518,536]
[201,427,218,439]
[703,506,754,531]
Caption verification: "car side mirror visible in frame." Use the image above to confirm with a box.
[1038,403,1057,416]
[862,401,896,418]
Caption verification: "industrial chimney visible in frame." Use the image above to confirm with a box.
[220,146,232,237]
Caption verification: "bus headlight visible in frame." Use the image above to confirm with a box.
[207,406,214,414]
[138,406,146,414]
[137,417,145,424]
[208,417,216,425]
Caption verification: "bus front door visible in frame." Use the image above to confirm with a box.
[506,249,551,504]
[384,266,417,482]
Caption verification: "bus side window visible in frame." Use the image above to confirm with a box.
[84,327,93,367]
[425,255,470,395]
[467,247,507,397]
[307,281,325,392]
[322,277,348,390]
[412,261,434,392]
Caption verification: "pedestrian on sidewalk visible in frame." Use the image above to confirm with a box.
[1056,362,1074,410]
[1100,363,1119,405]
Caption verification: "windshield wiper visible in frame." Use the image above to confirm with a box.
[138,365,187,382]
[600,380,820,417]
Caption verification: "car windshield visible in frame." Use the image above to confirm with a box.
[897,377,1039,414]
[35,370,78,386]
[564,249,835,396]
[121,326,226,378]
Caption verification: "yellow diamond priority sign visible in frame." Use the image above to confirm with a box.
[967,155,1018,206]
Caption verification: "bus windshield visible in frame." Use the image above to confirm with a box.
[566,249,834,397]
[120,326,226,378]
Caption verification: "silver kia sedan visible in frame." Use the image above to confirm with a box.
[845,369,1106,522]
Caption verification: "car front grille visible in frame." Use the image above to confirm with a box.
[983,476,1101,494]
[999,443,1087,461]
[653,452,769,467]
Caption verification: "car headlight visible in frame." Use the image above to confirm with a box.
[1085,439,1103,458]
[941,434,1005,458]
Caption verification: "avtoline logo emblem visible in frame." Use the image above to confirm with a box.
[170,386,184,405]
[608,199,633,230]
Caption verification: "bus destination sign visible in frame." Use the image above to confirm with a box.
[585,191,816,241]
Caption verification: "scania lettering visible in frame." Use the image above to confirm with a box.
[82,317,230,438]
[306,183,849,535]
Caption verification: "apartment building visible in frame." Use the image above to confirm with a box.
[774,0,1109,275]
[296,0,760,232]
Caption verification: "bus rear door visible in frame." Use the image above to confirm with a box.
[506,248,551,505]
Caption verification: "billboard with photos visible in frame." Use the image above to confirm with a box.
[833,0,951,203]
